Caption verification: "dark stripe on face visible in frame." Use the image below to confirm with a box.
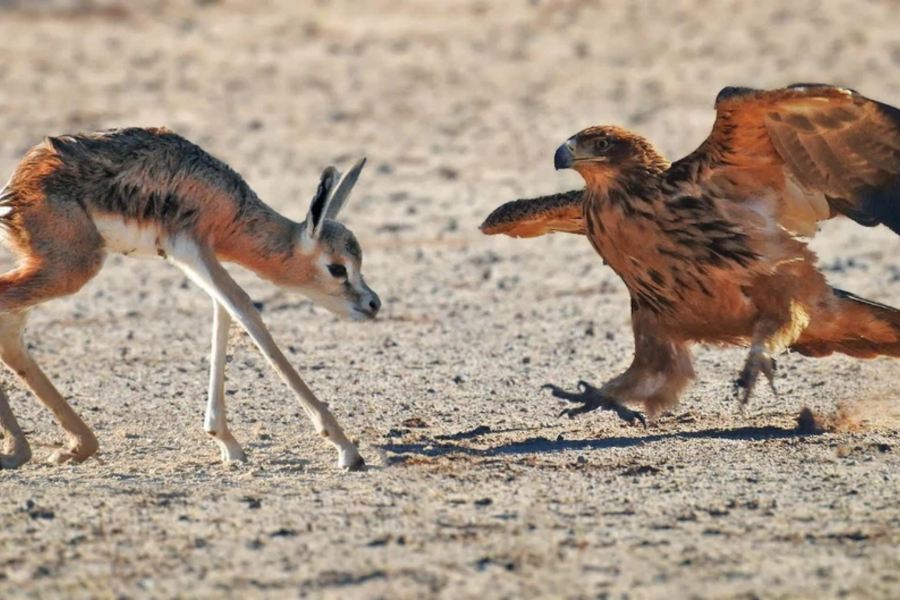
[344,236,362,262]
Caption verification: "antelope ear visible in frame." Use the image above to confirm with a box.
[305,166,339,239]
[325,157,366,221]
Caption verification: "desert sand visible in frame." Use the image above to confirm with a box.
[2,1,900,598]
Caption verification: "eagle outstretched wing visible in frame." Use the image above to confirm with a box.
[670,83,900,236]
[480,189,585,237]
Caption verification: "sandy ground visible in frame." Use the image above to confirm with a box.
[2,0,900,598]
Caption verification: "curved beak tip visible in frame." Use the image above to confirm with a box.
[554,144,574,170]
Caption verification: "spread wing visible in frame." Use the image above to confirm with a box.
[480,189,586,238]
[670,84,900,237]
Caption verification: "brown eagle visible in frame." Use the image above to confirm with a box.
[481,84,900,425]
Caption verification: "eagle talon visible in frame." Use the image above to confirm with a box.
[617,406,648,428]
[545,381,646,426]
[543,382,590,404]
[736,347,778,405]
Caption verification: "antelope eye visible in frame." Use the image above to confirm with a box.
[327,263,348,279]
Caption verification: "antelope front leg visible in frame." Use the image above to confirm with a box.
[170,241,365,471]
[206,300,246,462]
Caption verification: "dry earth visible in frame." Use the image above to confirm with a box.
[2,1,900,598]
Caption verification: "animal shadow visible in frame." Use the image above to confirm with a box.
[380,422,818,463]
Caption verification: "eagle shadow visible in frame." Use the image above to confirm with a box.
[379,423,817,463]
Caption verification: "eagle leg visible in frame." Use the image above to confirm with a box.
[542,381,647,427]
[733,346,778,404]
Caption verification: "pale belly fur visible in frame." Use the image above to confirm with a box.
[93,215,168,258]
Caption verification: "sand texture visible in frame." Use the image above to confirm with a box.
[2,1,900,598]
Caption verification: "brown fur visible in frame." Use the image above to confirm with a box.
[0,128,365,298]
[0,127,378,469]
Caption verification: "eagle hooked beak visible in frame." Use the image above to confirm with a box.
[554,140,575,170]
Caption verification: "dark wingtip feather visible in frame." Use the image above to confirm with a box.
[874,96,900,128]
[480,190,584,236]
[860,179,900,235]
[714,86,759,106]
[480,198,531,233]
[716,84,861,110]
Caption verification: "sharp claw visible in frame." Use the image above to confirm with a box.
[546,381,646,426]
[614,405,647,428]
[560,403,591,419]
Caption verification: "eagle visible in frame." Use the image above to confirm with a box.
[481,84,900,425]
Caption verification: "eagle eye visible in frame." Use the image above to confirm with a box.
[594,137,612,153]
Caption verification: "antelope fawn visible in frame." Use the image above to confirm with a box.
[0,127,379,471]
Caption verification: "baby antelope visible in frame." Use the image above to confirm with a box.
[0,127,379,471]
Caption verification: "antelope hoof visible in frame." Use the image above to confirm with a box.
[0,444,32,470]
[209,431,247,463]
[340,450,367,472]
[46,447,92,465]
[46,435,98,465]
[220,445,247,463]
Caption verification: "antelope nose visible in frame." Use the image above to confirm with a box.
[367,293,381,316]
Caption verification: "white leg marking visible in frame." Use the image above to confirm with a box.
[206,299,246,462]
[167,238,364,470]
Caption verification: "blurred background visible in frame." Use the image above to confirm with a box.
[2,0,899,239]
[2,2,900,598]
